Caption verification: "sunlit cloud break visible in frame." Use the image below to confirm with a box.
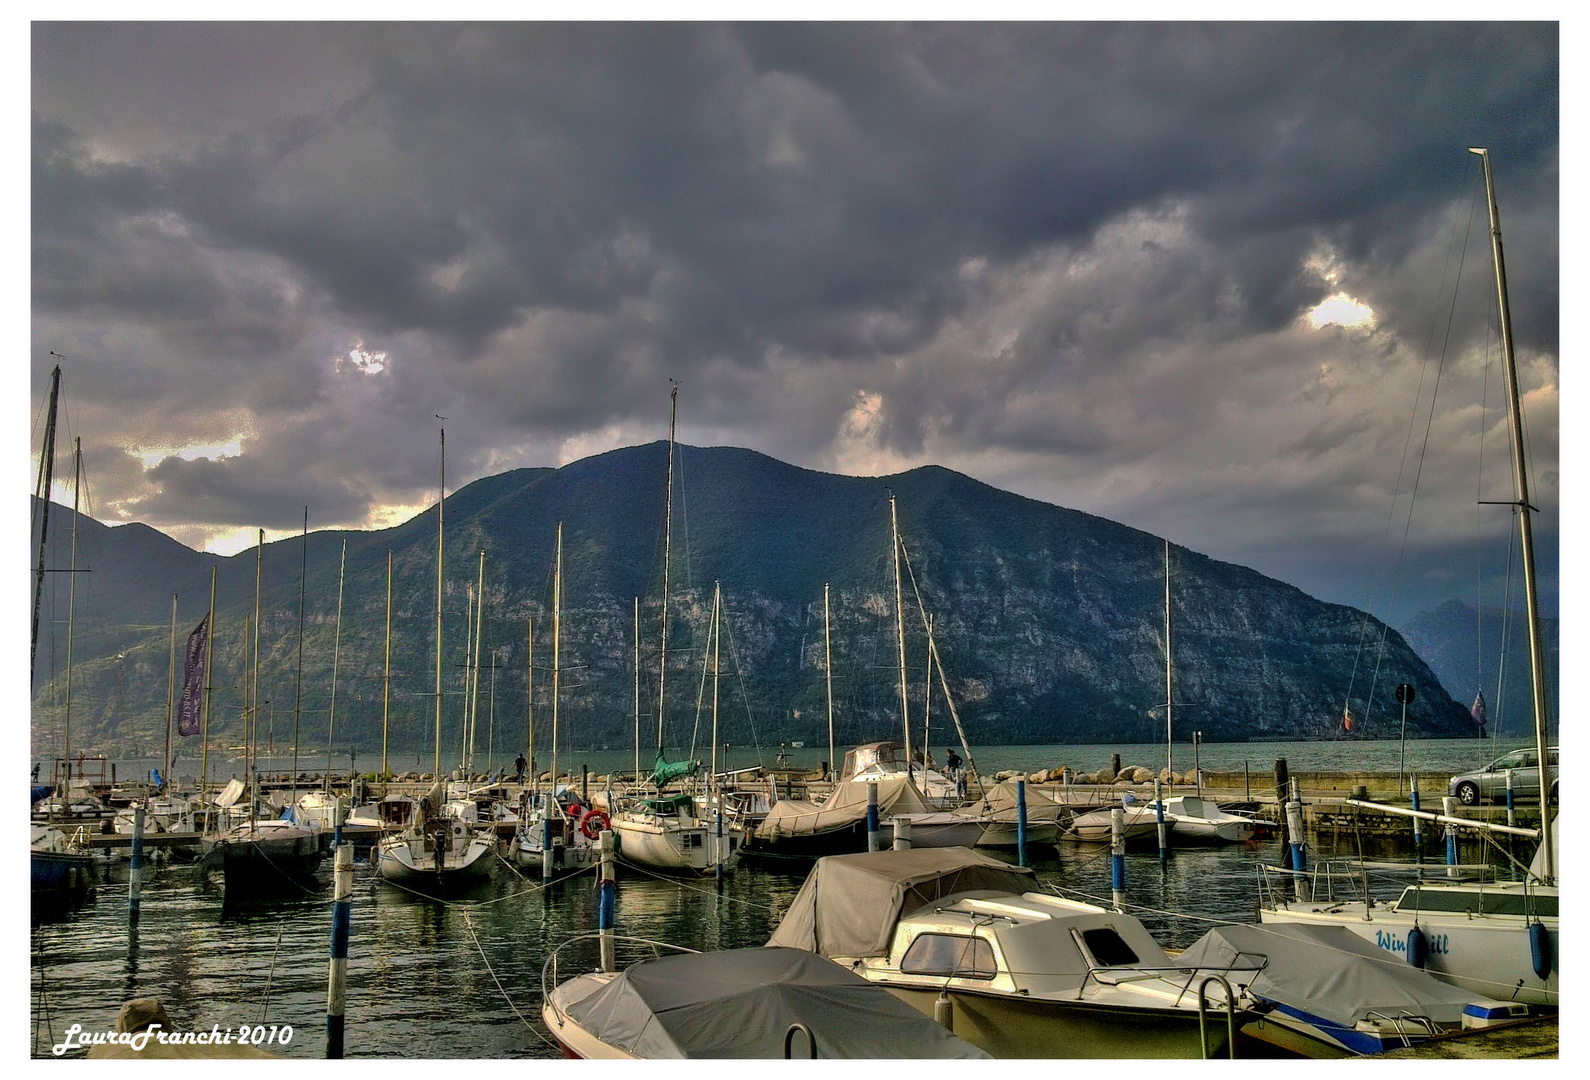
[1307,293,1376,329]
[336,343,389,375]
[135,438,244,470]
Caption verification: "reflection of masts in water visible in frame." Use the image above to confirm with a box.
[1471,146,1553,883]
[889,492,912,780]
[657,384,677,755]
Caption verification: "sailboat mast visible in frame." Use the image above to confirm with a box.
[488,658,496,772]
[470,550,486,771]
[434,428,445,780]
[657,384,677,754]
[634,598,641,786]
[890,493,912,779]
[551,523,562,798]
[1165,538,1173,780]
[292,507,306,806]
[710,582,721,790]
[251,528,263,827]
[31,363,61,689]
[824,583,834,782]
[381,550,392,779]
[534,617,540,795]
[1471,146,1553,883]
[164,594,178,793]
[63,438,82,771]
[461,586,474,769]
[923,613,933,768]
[201,565,216,824]
[325,539,346,792]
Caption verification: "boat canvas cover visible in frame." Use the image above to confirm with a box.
[564,947,988,1058]
[954,778,1066,822]
[1176,922,1475,1025]
[757,774,929,839]
[767,848,1034,958]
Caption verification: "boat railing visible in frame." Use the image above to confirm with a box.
[1078,960,1264,998]
[1196,975,1239,1060]
[1360,1009,1442,1046]
[541,933,700,1028]
[1257,858,1497,909]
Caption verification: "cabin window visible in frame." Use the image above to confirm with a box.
[684,833,703,848]
[1399,887,1557,918]
[899,934,997,979]
[1079,928,1140,967]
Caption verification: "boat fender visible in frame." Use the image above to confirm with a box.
[1406,925,1428,968]
[933,992,954,1032]
[581,810,611,840]
[1529,922,1552,980]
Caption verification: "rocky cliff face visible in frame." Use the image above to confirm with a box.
[30,442,1473,760]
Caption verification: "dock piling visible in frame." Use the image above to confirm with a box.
[1153,776,1167,862]
[598,829,616,973]
[325,838,353,1058]
[1284,798,1306,874]
[1506,770,1516,828]
[1110,807,1126,912]
[893,817,913,850]
[128,804,146,929]
[1015,779,1028,867]
[1411,779,1422,847]
[866,782,880,852]
[1443,796,1459,873]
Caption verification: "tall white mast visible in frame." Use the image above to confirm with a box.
[526,616,534,794]
[1165,538,1173,780]
[325,538,346,792]
[710,583,722,795]
[434,428,445,781]
[657,384,677,756]
[470,549,486,772]
[251,528,263,826]
[381,551,393,779]
[551,522,563,799]
[63,438,82,774]
[634,597,641,786]
[824,583,835,782]
[1471,147,1553,883]
[461,585,474,769]
[890,492,912,779]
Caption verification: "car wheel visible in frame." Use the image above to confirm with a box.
[1455,781,1480,807]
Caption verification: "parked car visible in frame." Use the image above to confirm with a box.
[1448,747,1558,806]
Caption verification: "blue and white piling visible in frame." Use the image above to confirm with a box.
[1411,779,1423,848]
[1110,807,1126,912]
[1015,779,1028,868]
[325,801,352,1059]
[1284,798,1306,874]
[128,803,146,929]
[598,828,616,973]
[1443,796,1459,874]
[542,813,554,882]
[1153,776,1168,862]
[893,817,913,851]
[1506,769,1516,829]
[866,782,880,852]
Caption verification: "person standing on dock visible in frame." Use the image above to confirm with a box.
[945,747,962,780]
[514,752,527,785]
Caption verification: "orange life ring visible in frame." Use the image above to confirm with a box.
[580,810,611,839]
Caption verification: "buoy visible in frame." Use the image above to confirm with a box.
[1529,922,1552,980]
[1406,925,1428,968]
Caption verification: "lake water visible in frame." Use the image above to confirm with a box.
[31,739,1523,1060]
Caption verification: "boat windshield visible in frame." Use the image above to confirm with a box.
[1394,886,1557,918]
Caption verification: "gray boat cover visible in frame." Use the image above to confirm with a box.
[766,847,1034,958]
[1176,922,1476,1024]
[563,947,988,1058]
[756,774,929,839]
[953,778,1067,822]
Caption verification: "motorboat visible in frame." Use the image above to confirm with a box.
[1063,798,1163,846]
[1177,921,1491,1057]
[542,943,989,1058]
[1141,795,1254,844]
[837,741,963,807]
[768,848,1254,1057]
[954,778,1067,846]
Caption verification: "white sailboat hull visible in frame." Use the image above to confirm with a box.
[375,833,495,886]
[612,814,741,875]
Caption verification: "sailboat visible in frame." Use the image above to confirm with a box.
[1258,149,1557,1008]
[375,427,495,888]
[515,523,604,877]
[611,387,742,875]
[201,530,328,890]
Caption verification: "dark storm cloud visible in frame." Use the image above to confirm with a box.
[30,22,1557,621]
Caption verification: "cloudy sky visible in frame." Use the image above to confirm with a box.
[29,22,1559,624]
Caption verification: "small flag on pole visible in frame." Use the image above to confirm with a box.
[1471,690,1487,733]
[176,614,209,736]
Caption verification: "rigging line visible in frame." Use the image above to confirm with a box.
[717,604,766,767]
[1493,513,1518,758]
[1363,179,1482,729]
[459,908,561,1048]
[1476,295,1497,709]
[687,591,714,766]
[1342,176,1481,723]
[897,537,978,778]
